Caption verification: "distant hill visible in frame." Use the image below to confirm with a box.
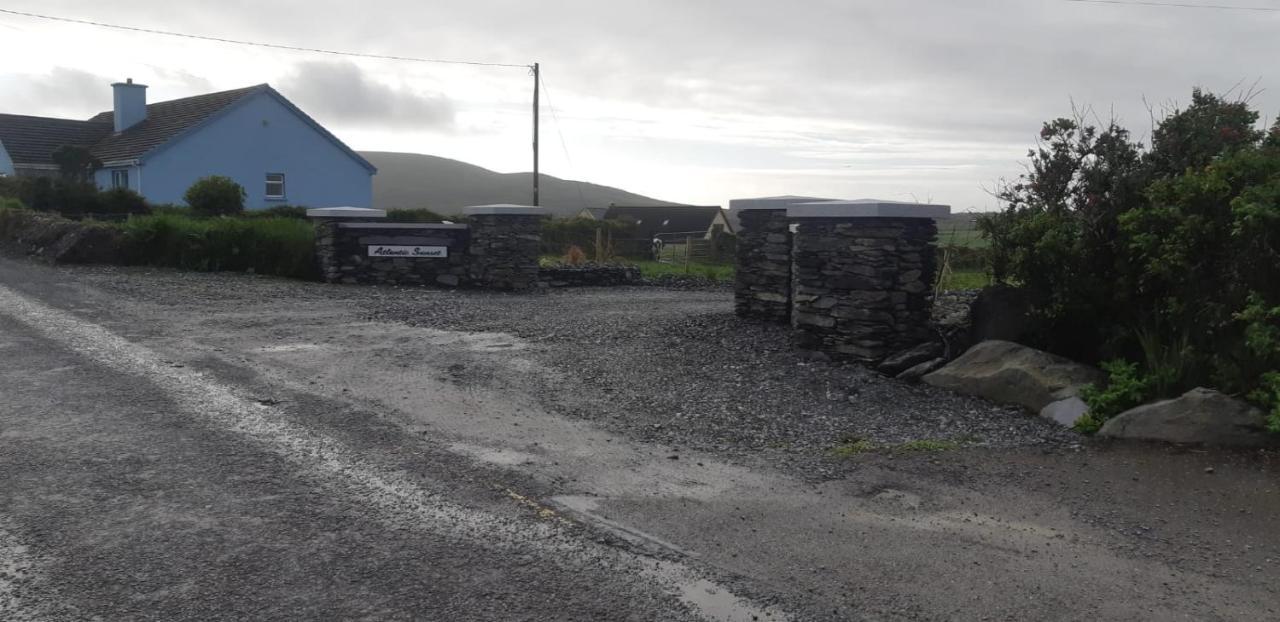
[360,151,681,218]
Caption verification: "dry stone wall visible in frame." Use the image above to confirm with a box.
[734,208,793,322]
[315,221,471,286]
[466,214,544,290]
[790,217,938,362]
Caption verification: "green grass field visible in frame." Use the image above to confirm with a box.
[937,268,991,291]
[633,260,734,282]
[936,214,989,249]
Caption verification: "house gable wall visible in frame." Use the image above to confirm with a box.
[0,140,14,176]
[124,92,373,209]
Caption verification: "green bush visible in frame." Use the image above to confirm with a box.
[97,188,151,216]
[184,176,245,217]
[386,208,447,222]
[1076,360,1155,433]
[248,205,310,219]
[0,197,26,210]
[119,214,315,279]
[983,89,1280,419]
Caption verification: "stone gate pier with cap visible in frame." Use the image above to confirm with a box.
[309,204,546,290]
[732,198,950,363]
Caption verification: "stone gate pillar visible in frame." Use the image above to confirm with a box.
[734,208,793,322]
[730,196,833,323]
[307,207,387,283]
[788,201,949,362]
[464,204,547,290]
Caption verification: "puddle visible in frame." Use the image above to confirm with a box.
[677,577,784,622]
[255,343,327,353]
[645,560,788,622]
[449,442,542,466]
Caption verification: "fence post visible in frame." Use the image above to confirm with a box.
[685,235,692,273]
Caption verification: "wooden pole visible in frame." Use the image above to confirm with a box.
[532,62,540,207]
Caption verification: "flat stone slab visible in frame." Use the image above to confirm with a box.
[788,199,950,219]
[1040,397,1088,427]
[730,196,836,212]
[307,207,386,219]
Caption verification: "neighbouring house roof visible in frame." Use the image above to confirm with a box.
[579,207,608,220]
[0,83,375,173]
[0,113,111,166]
[602,205,725,239]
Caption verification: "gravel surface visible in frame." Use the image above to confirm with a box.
[356,284,1079,479]
[7,262,1279,621]
[69,268,1077,482]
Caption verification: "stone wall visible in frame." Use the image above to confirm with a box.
[733,208,793,322]
[315,221,471,286]
[466,213,544,290]
[0,208,122,264]
[541,264,642,287]
[791,217,938,362]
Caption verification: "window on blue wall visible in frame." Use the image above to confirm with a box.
[265,173,286,200]
[111,169,129,189]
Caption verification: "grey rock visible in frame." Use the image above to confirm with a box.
[1040,396,1088,428]
[1098,387,1277,447]
[922,340,1103,412]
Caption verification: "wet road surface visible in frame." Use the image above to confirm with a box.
[1,258,1277,621]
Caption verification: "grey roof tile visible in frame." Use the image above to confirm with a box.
[0,113,111,166]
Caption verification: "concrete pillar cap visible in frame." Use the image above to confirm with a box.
[463,204,547,216]
[787,200,950,219]
[306,207,387,219]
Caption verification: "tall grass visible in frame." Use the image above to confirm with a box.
[119,214,317,279]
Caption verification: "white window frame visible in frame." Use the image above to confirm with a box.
[111,169,129,190]
[265,173,286,200]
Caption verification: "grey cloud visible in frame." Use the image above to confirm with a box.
[278,61,455,130]
[2,67,113,117]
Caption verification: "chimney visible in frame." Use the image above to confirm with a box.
[111,78,148,133]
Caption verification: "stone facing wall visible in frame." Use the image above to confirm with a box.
[733,209,793,322]
[790,217,938,362]
[467,214,545,290]
[315,221,471,286]
[541,264,642,287]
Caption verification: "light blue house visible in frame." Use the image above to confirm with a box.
[0,80,375,209]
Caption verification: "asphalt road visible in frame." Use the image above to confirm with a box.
[1,257,1277,621]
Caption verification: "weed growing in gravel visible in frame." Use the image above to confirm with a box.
[831,437,965,458]
[830,439,874,457]
[892,439,961,453]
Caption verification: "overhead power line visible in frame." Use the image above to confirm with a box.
[0,7,531,68]
[1065,0,1280,11]
[537,72,589,209]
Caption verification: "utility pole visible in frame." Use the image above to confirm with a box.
[532,62,540,206]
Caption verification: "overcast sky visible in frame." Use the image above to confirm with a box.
[1,0,1278,210]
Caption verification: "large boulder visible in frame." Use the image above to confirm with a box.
[1098,388,1277,447]
[923,340,1103,412]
